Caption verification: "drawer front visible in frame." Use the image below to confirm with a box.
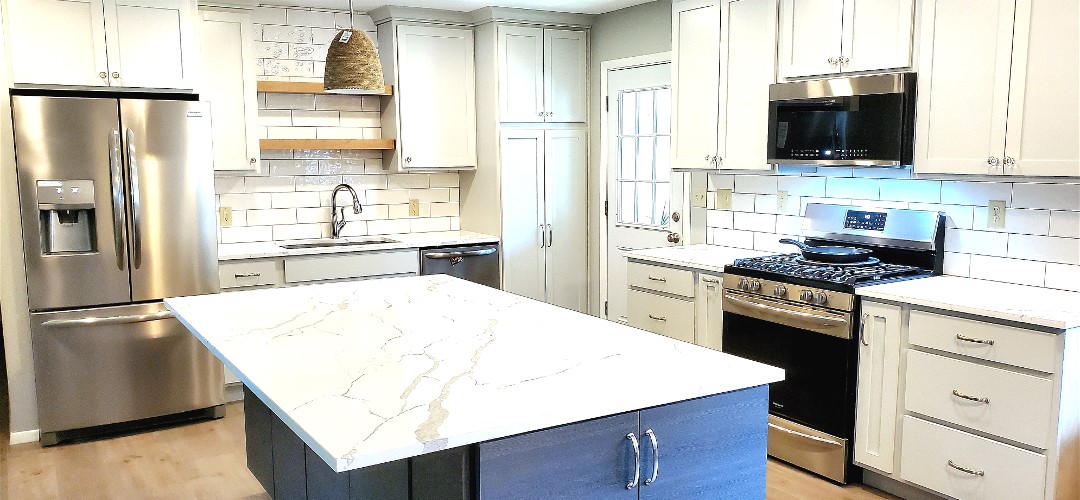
[284,250,418,283]
[219,259,283,289]
[908,310,1059,373]
[905,350,1054,449]
[627,261,695,298]
[627,290,695,343]
[900,416,1047,500]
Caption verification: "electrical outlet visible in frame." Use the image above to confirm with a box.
[777,190,789,212]
[691,188,707,208]
[988,200,1007,229]
[218,207,232,227]
[408,198,420,217]
[715,189,733,210]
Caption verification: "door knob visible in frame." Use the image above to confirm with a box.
[666,232,681,244]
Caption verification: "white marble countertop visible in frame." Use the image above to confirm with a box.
[858,276,1080,331]
[165,275,783,473]
[624,244,772,274]
[218,231,499,260]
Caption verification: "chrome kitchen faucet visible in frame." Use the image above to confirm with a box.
[331,184,362,238]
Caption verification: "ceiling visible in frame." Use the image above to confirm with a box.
[257,0,655,15]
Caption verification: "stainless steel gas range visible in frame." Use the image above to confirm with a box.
[721,203,945,484]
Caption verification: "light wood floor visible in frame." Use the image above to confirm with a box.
[1,401,897,499]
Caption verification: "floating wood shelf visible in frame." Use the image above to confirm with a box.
[256,80,393,96]
[260,139,395,150]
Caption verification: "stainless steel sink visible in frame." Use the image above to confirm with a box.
[280,237,399,250]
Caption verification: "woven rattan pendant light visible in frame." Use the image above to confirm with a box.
[324,0,384,94]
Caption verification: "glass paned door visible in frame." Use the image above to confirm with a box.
[616,88,672,228]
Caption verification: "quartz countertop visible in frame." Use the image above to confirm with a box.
[218,231,499,260]
[624,244,772,274]
[165,275,783,473]
[857,276,1080,331]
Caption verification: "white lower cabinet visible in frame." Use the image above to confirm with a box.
[854,301,902,474]
[628,289,695,343]
[626,261,725,351]
[696,273,723,351]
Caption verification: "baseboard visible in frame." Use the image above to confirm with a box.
[863,470,944,500]
[225,382,244,403]
[9,429,39,445]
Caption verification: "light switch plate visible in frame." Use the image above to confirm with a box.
[716,189,733,210]
[691,188,707,208]
[219,207,232,227]
[409,199,420,217]
[777,190,789,212]
[988,200,1006,228]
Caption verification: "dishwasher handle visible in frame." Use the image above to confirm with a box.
[423,248,497,259]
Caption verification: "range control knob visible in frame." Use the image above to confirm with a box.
[748,280,762,292]
[737,278,748,290]
[799,289,814,302]
[773,285,787,297]
[812,291,828,305]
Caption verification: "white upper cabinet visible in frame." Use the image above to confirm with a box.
[778,0,913,79]
[497,26,587,123]
[716,0,777,171]
[199,9,259,172]
[915,0,1077,177]
[8,0,197,90]
[671,0,722,169]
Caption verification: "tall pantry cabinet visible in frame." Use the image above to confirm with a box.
[462,9,591,313]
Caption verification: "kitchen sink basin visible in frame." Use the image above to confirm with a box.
[280,237,399,250]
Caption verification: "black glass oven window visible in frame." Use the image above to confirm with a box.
[768,93,905,162]
[844,210,887,231]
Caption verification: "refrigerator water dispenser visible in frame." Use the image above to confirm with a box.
[37,180,97,254]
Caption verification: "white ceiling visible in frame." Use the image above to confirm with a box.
[257,0,655,15]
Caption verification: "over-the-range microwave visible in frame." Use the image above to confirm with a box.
[767,73,916,167]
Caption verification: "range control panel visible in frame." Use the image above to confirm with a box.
[844,210,887,231]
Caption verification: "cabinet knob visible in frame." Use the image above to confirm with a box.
[405,157,412,163]
[99,71,108,79]
[538,112,545,117]
[1003,156,1016,168]
[986,156,1000,166]
[840,56,850,66]
[250,158,257,164]
[716,156,723,165]
[828,57,838,66]
[111,72,120,78]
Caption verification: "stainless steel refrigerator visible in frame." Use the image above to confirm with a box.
[12,95,224,446]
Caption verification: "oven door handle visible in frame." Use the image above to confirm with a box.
[768,423,844,447]
[724,293,848,326]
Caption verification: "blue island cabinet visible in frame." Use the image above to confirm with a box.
[478,385,769,499]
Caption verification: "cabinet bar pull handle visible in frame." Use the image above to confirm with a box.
[234,272,262,278]
[956,334,994,346]
[539,224,546,248]
[648,314,667,322]
[644,429,659,485]
[951,390,990,405]
[646,276,667,282]
[701,277,720,284]
[626,433,641,489]
[859,314,869,346]
[547,224,553,248]
[947,460,985,477]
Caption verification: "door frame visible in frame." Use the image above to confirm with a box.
[596,52,674,320]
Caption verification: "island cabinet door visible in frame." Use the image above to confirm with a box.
[478,411,640,499]
[638,386,769,499]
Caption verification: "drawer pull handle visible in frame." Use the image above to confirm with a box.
[647,276,667,282]
[234,272,262,278]
[701,277,720,284]
[951,390,990,405]
[648,314,667,322]
[956,334,994,346]
[947,460,985,477]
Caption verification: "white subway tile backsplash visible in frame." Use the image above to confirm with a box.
[707,174,735,191]
[215,177,246,194]
[388,203,427,219]
[286,9,336,28]
[734,175,778,195]
[337,221,369,238]
[295,175,345,192]
[1044,263,1080,292]
[908,203,974,229]
[972,207,1050,235]
[754,194,801,215]
[1012,183,1080,211]
[316,127,366,139]
[258,109,293,127]
[849,200,908,210]
[429,173,459,188]
[776,176,826,197]
[361,96,381,112]
[230,210,248,226]
[800,197,851,215]
[340,111,381,128]
[734,212,776,233]
[730,193,756,212]
[221,226,273,244]
[945,229,1009,257]
[856,167,913,179]
[411,217,453,233]
[1007,234,1080,265]
[388,174,429,189]
[266,126,317,139]
[1049,211,1080,238]
[776,215,803,235]
[754,233,797,253]
[271,192,321,208]
[296,207,332,224]
[255,41,287,59]
[362,128,382,140]
[825,177,878,200]
[246,177,296,193]
[968,255,1046,287]
[273,224,323,241]
[368,219,411,235]
[450,189,460,202]
[252,7,287,25]
[262,25,311,44]
[943,252,971,277]
[940,181,1012,207]
[706,210,733,229]
[219,193,272,210]
[367,189,410,205]
[711,228,755,249]
[247,209,297,226]
[264,93,316,110]
[292,110,340,127]
[269,159,320,176]
[314,94,367,111]
[342,174,388,190]
[319,158,367,175]
[809,167,853,177]
[312,27,341,45]
[878,179,941,203]
[430,202,459,218]
[410,188,451,203]
[294,149,338,159]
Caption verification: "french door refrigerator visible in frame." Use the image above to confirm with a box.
[12,95,224,446]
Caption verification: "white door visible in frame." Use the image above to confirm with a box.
[544,130,589,313]
[543,29,588,123]
[104,0,195,89]
[841,0,915,73]
[200,9,259,171]
[914,0,1016,175]
[717,0,777,171]
[498,25,544,123]
[605,63,676,323]
[1003,0,1080,177]
[778,0,845,79]
[670,0,721,169]
[500,130,546,302]
[8,0,109,87]
[854,301,903,474]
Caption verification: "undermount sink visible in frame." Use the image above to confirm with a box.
[280,237,399,250]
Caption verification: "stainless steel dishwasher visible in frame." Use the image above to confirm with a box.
[420,244,500,289]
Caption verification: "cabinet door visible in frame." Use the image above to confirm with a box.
[717,0,777,171]
[478,411,638,499]
[544,130,588,313]
[841,0,914,73]
[913,0,1016,175]
[639,386,769,499]
[778,0,844,79]
[7,0,109,87]
[854,301,902,474]
[695,274,723,351]
[396,25,477,169]
[671,0,722,169]
[104,0,196,89]
[500,130,546,302]
[497,25,544,123]
[1003,0,1080,177]
[544,29,588,123]
[200,9,259,171]
[627,290,695,343]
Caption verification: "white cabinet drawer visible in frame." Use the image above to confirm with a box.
[908,310,1060,373]
[627,261,695,298]
[900,416,1046,500]
[219,259,283,289]
[284,250,418,283]
[627,290,695,343]
[905,350,1054,449]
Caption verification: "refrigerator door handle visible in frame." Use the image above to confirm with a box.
[125,128,143,269]
[41,310,175,328]
[109,129,126,271]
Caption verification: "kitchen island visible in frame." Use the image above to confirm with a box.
[165,275,783,499]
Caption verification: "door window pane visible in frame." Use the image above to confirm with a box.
[620,92,637,135]
[614,86,672,227]
[619,181,635,223]
[655,136,671,181]
[636,137,654,180]
[619,137,635,178]
[638,90,655,135]
[654,183,670,226]
[656,88,672,135]
[637,182,654,224]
